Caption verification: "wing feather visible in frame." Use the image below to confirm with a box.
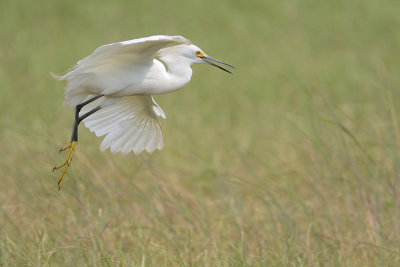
[83,95,166,154]
[80,35,190,66]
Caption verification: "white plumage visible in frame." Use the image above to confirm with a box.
[82,95,165,154]
[55,35,234,155]
[57,35,192,108]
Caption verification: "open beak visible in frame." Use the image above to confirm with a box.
[201,55,235,74]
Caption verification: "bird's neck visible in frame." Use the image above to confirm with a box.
[168,62,192,78]
[162,58,193,89]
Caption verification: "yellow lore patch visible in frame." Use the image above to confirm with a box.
[196,51,207,58]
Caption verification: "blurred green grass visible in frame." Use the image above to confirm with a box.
[1,0,400,265]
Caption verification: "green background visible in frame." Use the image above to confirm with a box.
[1,0,400,265]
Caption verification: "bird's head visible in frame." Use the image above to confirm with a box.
[158,44,235,74]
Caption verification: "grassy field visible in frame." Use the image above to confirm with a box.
[1,0,400,265]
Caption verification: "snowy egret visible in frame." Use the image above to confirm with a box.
[52,35,234,190]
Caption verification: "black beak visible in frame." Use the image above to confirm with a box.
[202,56,235,74]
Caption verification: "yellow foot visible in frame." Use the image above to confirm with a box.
[52,141,78,190]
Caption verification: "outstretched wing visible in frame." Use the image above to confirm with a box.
[83,95,166,154]
[77,35,191,68]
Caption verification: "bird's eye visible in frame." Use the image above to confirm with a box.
[196,51,201,56]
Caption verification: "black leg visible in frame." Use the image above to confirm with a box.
[54,94,104,190]
[76,94,104,111]
[71,105,102,142]
[70,94,104,142]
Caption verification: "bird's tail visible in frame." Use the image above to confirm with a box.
[52,72,92,108]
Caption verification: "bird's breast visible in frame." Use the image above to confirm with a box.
[94,59,192,97]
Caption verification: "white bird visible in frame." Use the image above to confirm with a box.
[52,35,234,189]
